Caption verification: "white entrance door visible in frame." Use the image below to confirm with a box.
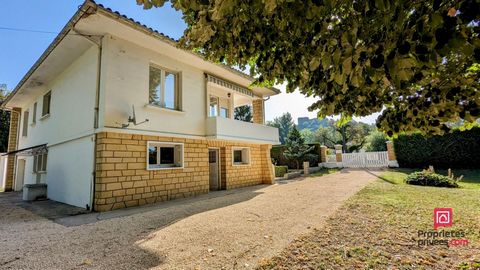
[209,149,220,190]
[15,159,25,191]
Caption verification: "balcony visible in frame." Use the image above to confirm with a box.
[206,117,280,144]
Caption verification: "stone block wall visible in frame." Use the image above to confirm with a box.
[252,99,264,124]
[94,131,274,211]
[5,108,21,191]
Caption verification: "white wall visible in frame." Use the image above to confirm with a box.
[15,45,98,208]
[47,136,95,208]
[102,36,208,137]
[0,154,7,190]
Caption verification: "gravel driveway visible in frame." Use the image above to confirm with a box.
[0,169,375,270]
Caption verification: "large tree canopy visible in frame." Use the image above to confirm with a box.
[137,0,480,136]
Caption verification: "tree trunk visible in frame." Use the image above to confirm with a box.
[340,126,347,153]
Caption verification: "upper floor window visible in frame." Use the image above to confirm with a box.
[42,91,51,117]
[32,102,37,124]
[220,107,229,118]
[209,95,230,118]
[149,66,180,110]
[22,111,29,137]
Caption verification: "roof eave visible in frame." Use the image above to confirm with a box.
[1,1,97,108]
[3,0,280,107]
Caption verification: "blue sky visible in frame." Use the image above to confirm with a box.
[0,0,377,124]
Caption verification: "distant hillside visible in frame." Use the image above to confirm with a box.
[297,117,330,131]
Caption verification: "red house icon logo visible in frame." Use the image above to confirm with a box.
[434,208,453,229]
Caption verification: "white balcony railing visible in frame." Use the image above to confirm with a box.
[206,117,280,144]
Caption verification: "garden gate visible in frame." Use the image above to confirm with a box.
[341,151,389,168]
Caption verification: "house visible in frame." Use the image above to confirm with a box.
[0,0,279,211]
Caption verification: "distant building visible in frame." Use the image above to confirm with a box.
[297,117,330,131]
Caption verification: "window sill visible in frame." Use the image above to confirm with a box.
[147,165,184,171]
[233,163,250,166]
[145,104,185,114]
[39,114,50,121]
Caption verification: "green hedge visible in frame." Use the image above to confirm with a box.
[271,143,321,169]
[393,127,480,169]
[275,166,288,177]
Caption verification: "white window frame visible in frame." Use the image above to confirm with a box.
[147,141,184,170]
[22,110,29,137]
[33,153,48,174]
[32,102,37,124]
[220,107,229,118]
[148,65,181,111]
[232,147,251,166]
[42,91,51,118]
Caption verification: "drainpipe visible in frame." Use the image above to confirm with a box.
[73,31,103,211]
[262,96,270,125]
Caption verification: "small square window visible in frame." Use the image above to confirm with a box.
[147,142,183,169]
[232,148,250,165]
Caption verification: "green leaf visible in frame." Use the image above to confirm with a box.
[309,57,321,71]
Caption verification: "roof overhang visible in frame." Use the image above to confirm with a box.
[2,0,279,108]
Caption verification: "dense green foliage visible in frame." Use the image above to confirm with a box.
[138,0,480,135]
[272,143,320,169]
[266,112,294,144]
[297,117,329,132]
[299,129,316,144]
[394,127,480,169]
[312,119,373,152]
[283,126,315,169]
[233,105,252,122]
[405,171,459,188]
[364,131,387,152]
[274,165,288,177]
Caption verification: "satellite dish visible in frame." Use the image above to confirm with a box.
[120,105,149,128]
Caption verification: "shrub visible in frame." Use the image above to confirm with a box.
[271,143,321,169]
[393,127,480,169]
[405,171,459,188]
[305,153,319,167]
[275,166,288,177]
[364,131,387,152]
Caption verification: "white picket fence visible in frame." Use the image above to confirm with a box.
[342,151,389,168]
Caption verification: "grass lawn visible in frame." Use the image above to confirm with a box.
[382,168,480,189]
[258,169,480,270]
